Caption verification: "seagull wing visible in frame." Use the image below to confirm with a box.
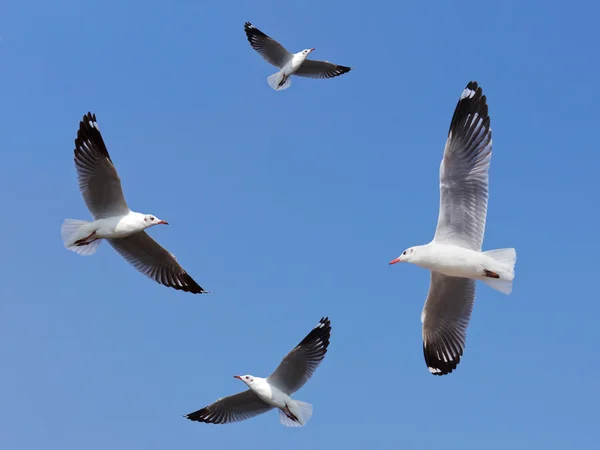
[73,112,130,219]
[266,317,331,395]
[244,22,293,68]
[433,81,492,251]
[185,390,273,425]
[421,272,476,376]
[107,231,205,294]
[294,60,352,79]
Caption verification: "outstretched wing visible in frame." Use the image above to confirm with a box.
[107,232,206,294]
[244,22,292,68]
[295,60,352,79]
[422,272,476,376]
[433,81,492,251]
[185,390,273,424]
[73,112,129,219]
[267,317,331,395]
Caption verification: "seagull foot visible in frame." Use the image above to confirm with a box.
[284,405,299,422]
[483,269,500,278]
[74,231,97,246]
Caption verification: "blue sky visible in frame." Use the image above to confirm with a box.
[1,0,599,448]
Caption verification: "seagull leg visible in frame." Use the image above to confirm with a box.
[483,269,500,278]
[284,405,299,422]
[278,75,288,88]
[74,231,97,246]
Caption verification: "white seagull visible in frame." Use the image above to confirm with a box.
[389,82,516,376]
[185,317,331,427]
[244,22,352,91]
[61,112,206,294]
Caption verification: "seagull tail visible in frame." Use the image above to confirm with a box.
[61,219,101,256]
[279,400,313,427]
[482,248,516,295]
[267,71,292,91]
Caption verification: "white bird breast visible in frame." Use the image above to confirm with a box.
[416,244,488,279]
[251,381,289,409]
[288,53,308,74]
[94,214,143,239]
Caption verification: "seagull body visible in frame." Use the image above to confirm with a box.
[389,82,516,376]
[408,243,514,282]
[185,317,331,427]
[67,212,160,242]
[233,376,308,425]
[244,22,352,91]
[61,112,206,294]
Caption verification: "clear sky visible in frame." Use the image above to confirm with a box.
[1,0,599,449]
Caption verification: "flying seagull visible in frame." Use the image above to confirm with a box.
[185,317,331,427]
[389,82,516,376]
[61,112,207,294]
[244,22,352,91]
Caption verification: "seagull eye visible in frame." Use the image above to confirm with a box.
[403,251,406,255]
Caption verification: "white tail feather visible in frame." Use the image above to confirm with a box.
[278,400,313,427]
[484,248,517,268]
[61,219,101,256]
[483,277,513,295]
[267,71,292,91]
[483,248,516,295]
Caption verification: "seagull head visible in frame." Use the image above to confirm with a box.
[143,214,168,228]
[234,374,255,386]
[389,247,416,265]
[300,48,315,57]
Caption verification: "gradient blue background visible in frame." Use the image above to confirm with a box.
[2,0,598,448]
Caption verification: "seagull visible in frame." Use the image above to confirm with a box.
[389,82,516,376]
[61,112,207,294]
[185,317,331,427]
[244,22,352,91]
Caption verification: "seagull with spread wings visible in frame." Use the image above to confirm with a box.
[244,22,352,91]
[61,112,206,295]
[389,82,516,376]
[185,317,331,427]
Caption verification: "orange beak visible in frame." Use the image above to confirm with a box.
[389,257,401,265]
[233,375,242,380]
[158,220,168,225]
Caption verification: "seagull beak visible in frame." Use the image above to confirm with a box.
[158,220,169,225]
[310,48,315,52]
[233,375,242,380]
[389,257,401,265]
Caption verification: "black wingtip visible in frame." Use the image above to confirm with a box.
[296,317,332,351]
[77,112,99,135]
[185,407,225,425]
[74,111,111,161]
[244,21,267,43]
[185,408,209,422]
[448,80,490,138]
[166,272,208,295]
[423,342,462,376]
